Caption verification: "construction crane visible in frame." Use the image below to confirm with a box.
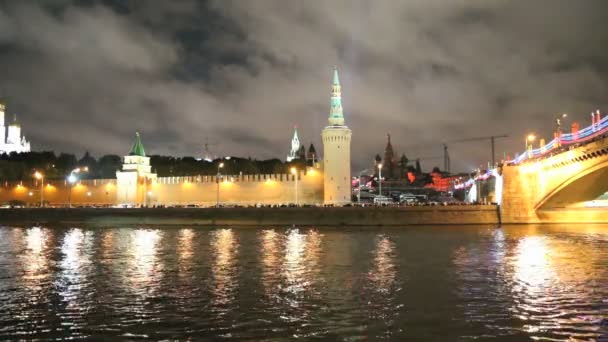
[443,135,508,173]
[202,137,219,162]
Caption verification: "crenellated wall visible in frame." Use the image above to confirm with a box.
[502,135,608,223]
[0,169,324,207]
[149,169,324,206]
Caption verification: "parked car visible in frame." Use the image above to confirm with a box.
[373,196,393,205]
[399,193,418,204]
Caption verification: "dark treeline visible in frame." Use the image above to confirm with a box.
[0,151,307,181]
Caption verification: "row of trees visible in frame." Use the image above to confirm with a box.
[0,151,307,181]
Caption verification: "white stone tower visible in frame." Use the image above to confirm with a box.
[322,67,352,204]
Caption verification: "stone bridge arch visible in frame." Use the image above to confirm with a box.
[535,158,608,210]
[501,136,608,223]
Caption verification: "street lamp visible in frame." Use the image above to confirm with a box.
[377,163,383,196]
[216,162,224,207]
[33,171,44,207]
[291,167,298,206]
[67,174,77,208]
[67,167,88,208]
[555,113,568,134]
[526,134,536,151]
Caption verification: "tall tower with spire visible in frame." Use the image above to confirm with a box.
[322,67,352,204]
[286,126,301,162]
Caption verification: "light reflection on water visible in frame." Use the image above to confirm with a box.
[210,228,238,310]
[0,225,606,340]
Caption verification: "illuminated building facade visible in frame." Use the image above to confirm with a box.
[0,102,31,154]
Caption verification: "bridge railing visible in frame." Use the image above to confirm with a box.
[513,114,608,164]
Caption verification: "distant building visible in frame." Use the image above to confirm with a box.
[0,102,30,154]
[382,133,397,179]
[307,143,317,165]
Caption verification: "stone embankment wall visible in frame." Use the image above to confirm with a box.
[0,206,499,226]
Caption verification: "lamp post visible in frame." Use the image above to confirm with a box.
[555,113,568,145]
[216,162,224,207]
[526,134,536,152]
[67,174,77,208]
[291,167,298,206]
[377,163,383,196]
[67,167,87,208]
[33,171,44,207]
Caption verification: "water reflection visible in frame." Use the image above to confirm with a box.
[210,229,238,310]
[56,228,95,334]
[261,229,281,296]
[23,227,50,282]
[365,234,400,337]
[368,235,397,294]
[128,229,162,294]
[1,225,607,341]
[177,229,195,279]
[509,233,607,339]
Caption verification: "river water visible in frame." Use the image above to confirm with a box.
[0,224,606,340]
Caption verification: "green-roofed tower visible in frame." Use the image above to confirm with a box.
[117,131,156,206]
[129,132,146,157]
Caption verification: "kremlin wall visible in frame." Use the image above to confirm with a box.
[0,170,325,207]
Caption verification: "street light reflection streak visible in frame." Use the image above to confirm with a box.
[261,229,281,297]
[128,229,162,296]
[178,229,195,279]
[56,228,94,321]
[22,227,51,290]
[368,235,397,294]
[210,229,238,309]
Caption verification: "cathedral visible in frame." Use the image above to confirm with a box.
[0,102,31,154]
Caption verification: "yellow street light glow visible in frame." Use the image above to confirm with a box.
[219,163,224,168]
[378,163,383,169]
[290,167,297,175]
[33,171,43,180]
[527,134,536,142]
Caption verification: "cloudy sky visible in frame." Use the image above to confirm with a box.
[1,0,607,172]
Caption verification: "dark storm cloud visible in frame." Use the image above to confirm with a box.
[1,0,607,172]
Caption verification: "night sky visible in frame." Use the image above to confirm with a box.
[1,0,607,173]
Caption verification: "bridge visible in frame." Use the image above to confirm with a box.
[501,115,608,223]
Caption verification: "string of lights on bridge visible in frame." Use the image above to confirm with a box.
[454,110,605,191]
[513,110,606,164]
